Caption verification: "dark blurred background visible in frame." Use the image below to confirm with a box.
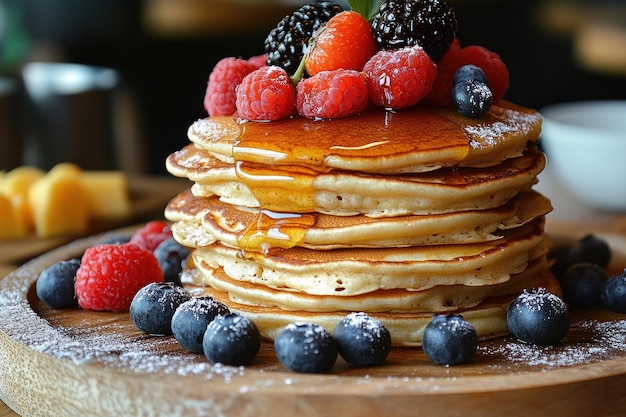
[1,0,625,175]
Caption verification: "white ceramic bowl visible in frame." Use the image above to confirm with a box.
[540,100,626,212]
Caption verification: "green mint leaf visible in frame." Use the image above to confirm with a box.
[348,0,383,21]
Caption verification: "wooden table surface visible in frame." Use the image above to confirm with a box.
[1,169,625,416]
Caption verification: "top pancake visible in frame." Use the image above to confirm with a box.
[187,100,542,174]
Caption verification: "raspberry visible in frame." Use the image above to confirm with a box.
[246,53,268,69]
[75,243,164,312]
[425,41,509,106]
[129,220,172,252]
[457,45,509,103]
[424,38,462,106]
[363,45,437,110]
[203,57,259,116]
[296,69,369,119]
[235,66,297,121]
[305,11,378,76]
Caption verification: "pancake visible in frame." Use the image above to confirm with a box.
[187,257,547,313]
[187,101,542,174]
[190,219,549,296]
[182,268,560,347]
[165,189,552,250]
[165,79,553,346]
[167,144,546,217]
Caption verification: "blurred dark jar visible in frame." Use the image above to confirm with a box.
[22,62,120,170]
[0,76,23,170]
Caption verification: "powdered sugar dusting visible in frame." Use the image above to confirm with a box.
[479,319,626,369]
[465,107,542,149]
[0,245,244,382]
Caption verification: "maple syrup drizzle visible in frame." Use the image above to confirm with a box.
[232,106,472,253]
[237,209,316,254]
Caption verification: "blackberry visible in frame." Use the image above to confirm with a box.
[371,0,457,61]
[264,1,344,75]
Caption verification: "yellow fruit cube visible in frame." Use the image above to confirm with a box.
[0,166,45,233]
[29,167,88,238]
[0,194,20,240]
[80,171,131,219]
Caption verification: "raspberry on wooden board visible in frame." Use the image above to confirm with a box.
[75,243,164,312]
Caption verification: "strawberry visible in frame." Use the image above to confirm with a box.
[363,45,437,110]
[305,10,378,77]
[296,69,369,119]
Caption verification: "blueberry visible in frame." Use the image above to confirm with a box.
[560,263,607,308]
[422,314,477,365]
[35,259,81,309]
[451,79,493,118]
[576,234,611,268]
[507,288,570,345]
[203,313,261,366]
[171,296,229,353]
[601,269,626,313]
[154,238,190,285]
[274,323,337,373]
[129,282,192,335]
[547,245,581,280]
[98,235,130,245]
[453,64,488,85]
[333,312,391,366]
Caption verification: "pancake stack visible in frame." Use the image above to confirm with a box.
[165,101,555,347]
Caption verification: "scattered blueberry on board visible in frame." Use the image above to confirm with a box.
[548,234,612,280]
[560,263,607,308]
[171,296,230,353]
[203,312,261,366]
[333,312,391,367]
[153,237,190,285]
[129,282,192,335]
[274,322,338,373]
[422,314,478,365]
[36,258,81,309]
[507,288,570,345]
[601,269,626,313]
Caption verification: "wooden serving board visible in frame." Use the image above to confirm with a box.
[1,228,626,417]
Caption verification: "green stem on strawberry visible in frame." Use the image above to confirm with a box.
[349,0,383,22]
[290,49,308,86]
